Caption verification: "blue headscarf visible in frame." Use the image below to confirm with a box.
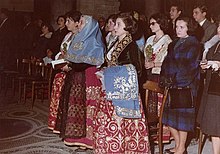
[65,15,105,66]
[104,64,141,118]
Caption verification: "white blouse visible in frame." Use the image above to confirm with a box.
[144,34,172,74]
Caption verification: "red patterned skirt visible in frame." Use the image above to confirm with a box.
[62,67,101,149]
[93,91,151,154]
[48,72,66,132]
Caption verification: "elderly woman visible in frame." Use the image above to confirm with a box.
[49,10,105,151]
[197,19,220,154]
[161,16,200,154]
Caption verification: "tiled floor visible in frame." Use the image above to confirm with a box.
[0,90,213,154]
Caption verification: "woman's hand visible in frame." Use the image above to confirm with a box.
[61,64,72,72]
[95,70,104,79]
[145,61,154,69]
[200,64,209,70]
[200,59,209,70]
[200,60,220,71]
[211,61,220,71]
[58,54,64,59]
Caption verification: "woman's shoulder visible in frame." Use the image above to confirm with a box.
[128,41,139,49]
[186,36,200,45]
[63,32,72,40]
[146,35,155,42]
[163,34,172,42]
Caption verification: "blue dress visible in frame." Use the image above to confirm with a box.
[161,36,200,131]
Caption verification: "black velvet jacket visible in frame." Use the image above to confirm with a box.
[117,41,144,76]
[102,41,145,77]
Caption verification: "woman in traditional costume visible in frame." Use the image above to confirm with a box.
[53,10,105,150]
[48,15,69,132]
[93,12,151,154]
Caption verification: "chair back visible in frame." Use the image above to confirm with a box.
[32,61,44,78]
[143,80,168,154]
[143,80,164,120]
[42,64,53,83]
[17,59,31,75]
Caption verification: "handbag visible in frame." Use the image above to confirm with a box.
[169,87,194,109]
[208,72,220,96]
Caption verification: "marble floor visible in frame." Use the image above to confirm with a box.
[0,90,213,154]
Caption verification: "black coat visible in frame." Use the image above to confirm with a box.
[197,41,220,136]
[49,27,69,57]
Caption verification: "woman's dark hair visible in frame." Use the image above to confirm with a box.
[56,15,66,24]
[176,16,199,36]
[106,14,118,24]
[65,10,82,22]
[118,12,137,34]
[41,22,54,32]
[150,13,169,33]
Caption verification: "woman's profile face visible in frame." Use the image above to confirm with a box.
[57,17,65,28]
[106,19,115,32]
[149,18,160,33]
[65,17,79,33]
[41,25,49,34]
[176,20,188,38]
[114,18,127,37]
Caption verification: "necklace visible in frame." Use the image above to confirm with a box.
[153,34,164,45]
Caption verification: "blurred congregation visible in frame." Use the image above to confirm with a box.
[0,0,220,154]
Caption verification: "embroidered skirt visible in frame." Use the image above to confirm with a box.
[48,72,66,132]
[64,67,102,149]
[93,91,151,153]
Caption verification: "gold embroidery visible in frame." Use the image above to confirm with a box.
[65,53,103,66]
[115,106,141,118]
[106,34,132,66]
[73,41,84,50]
[62,33,75,54]
[86,86,102,100]
[87,105,95,119]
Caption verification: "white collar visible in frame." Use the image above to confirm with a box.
[199,18,206,26]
